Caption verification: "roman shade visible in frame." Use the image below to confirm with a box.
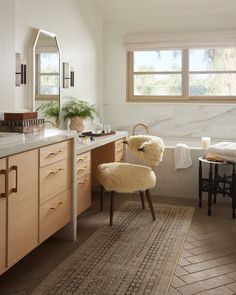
[123,30,236,51]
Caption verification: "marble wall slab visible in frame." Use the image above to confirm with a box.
[103,103,236,140]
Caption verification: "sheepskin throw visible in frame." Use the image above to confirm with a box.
[128,135,165,166]
[97,162,156,193]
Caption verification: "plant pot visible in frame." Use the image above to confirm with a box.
[69,116,85,132]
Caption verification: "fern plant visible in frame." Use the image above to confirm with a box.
[62,97,96,119]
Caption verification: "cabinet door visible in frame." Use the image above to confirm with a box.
[0,158,7,273]
[8,150,38,266]
[77,174,91,215]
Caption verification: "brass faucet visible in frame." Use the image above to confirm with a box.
[132,123,149,135]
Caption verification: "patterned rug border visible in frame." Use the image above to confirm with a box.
[32,202,195,295]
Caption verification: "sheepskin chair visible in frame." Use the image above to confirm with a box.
[97,135,165,226]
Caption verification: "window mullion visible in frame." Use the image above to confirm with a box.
[182,49,189,99]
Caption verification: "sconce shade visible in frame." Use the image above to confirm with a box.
[63,62,75,88]
[63,62,70,88]
[15,53,21,87]
[15,53,26,86]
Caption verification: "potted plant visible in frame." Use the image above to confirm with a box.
[62,97,96,131]
[36,101,60,128]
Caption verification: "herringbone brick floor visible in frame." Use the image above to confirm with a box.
[0,193,235,294]
[169,196,236,295]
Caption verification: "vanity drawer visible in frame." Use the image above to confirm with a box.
[40,140,70,167]
[77,161,91,178]
[115,148,124,162]
[77,174,91,215]
[115,138,124,150]
[39,190,70,243]
[115,138,125,162]
[77,151,91,165]
[40,158,70,203]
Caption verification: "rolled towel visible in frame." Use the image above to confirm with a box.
[174,143,192,170]
[208,142,236,158]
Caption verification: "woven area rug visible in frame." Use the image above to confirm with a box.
[32,202,195,295]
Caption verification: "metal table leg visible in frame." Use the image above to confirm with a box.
[208,163,213,216]
[199,160,202,208]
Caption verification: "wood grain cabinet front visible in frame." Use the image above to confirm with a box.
[40,158,71,204]
[77,151,91,215]
[0,158,7,274]
[39,190,70,243]
[91,138,126,187]
[40,140,70,167]
[8,149,38,266]
[39,140,72,241]
[115,138,125,162]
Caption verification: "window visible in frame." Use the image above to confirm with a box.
[127,48,236,102]
[35,53,60,100]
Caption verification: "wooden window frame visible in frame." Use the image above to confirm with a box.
[127,50,236,103]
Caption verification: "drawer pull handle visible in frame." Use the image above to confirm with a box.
[77,166,88,173]
[49,201,63,212]
[48,168,63,177]
[116,150,123,154]
[78,178,88,185]
[11,166,18,193]
[77,156,89,163]
[47,150,62,158]
[0,169,7,198]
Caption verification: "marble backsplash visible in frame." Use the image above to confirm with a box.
[103,103,236,140]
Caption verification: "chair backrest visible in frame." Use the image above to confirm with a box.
[127,135,165,166]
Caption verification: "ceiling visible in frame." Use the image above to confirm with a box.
[91,0,236,21]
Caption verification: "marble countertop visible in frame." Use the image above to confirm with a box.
[0,130,128,158]
[0,129,77,158]
[76,131,128,154]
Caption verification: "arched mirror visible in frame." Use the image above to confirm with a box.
[31,29,60,126]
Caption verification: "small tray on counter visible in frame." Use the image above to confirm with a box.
[81,131,116,137]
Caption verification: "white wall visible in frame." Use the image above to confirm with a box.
[0,0,103,113]
[103,14,236,140]
[0,0,15,111]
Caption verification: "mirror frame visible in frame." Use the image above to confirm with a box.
[29,29,61,111]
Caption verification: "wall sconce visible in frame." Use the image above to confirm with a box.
[63,62,75,88]
[15,53,26,87]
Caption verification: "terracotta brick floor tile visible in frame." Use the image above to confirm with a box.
[186,247,236,264]
[183,242,195,250]
[181,265,234,284]
[168,286,182,295]
[180,249,193,258]
[178,257,192,267]
[171,275,187,288]
[197,286,234,295]
[183,256,235,273]
[226,271,236,280]
[177,275,233,295]
[175,266,189,277]
[225,282,236,292]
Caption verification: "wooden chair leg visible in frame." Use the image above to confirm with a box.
[100,185,104,211]
[110,191,114,226]
[145,190,156,221]
[139,191,145,209]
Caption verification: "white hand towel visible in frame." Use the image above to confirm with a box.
[174,143,192,170]
[208,142,236,158]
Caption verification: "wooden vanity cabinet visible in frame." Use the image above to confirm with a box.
[39,140,71,243]
[77,151,91,215]
[91,138,126,187]
[8,149,38,266]
[0,158,7,274]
